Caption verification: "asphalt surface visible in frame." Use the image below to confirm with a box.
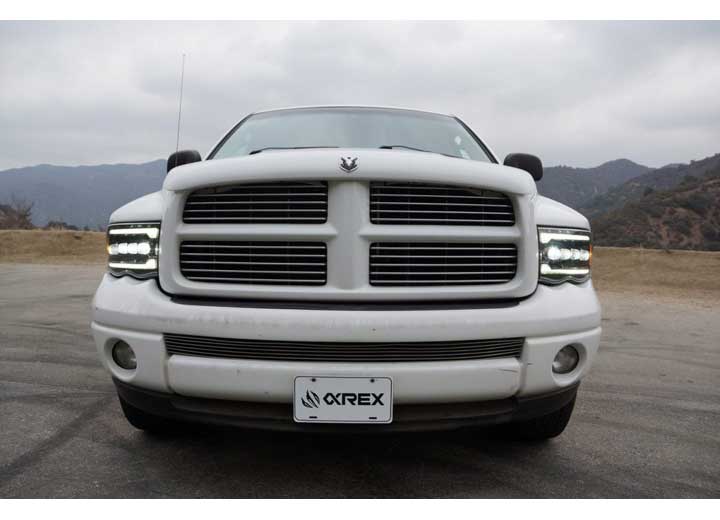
[1,263,718,498]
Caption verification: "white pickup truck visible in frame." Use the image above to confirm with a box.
[92,106,601,439]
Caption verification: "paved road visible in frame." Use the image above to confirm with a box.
[1,263,718,498]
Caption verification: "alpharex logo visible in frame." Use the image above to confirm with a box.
[301,391,385,408]
[301,390,321,408]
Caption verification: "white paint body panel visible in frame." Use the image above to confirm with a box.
[533,195,590,230]
[91,275,601,403]
[110,191,165,224]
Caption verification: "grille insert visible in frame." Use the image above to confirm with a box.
[370,243,518,286]
[180,241,327,285]
[164,333,525,362]
[370,182,514,226]
[183,181,328,224]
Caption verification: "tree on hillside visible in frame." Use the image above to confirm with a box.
[45,220,79,231]
[0,196,34,229]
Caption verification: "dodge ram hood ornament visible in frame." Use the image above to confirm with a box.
[340,156,358,173]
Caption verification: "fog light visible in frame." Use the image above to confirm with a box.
[552,345,579,374]
[111,340,137,370]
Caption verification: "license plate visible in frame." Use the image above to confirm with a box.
[293,376,393,424]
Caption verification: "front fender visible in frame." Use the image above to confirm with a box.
[534,195,590,230]
[109,191,165,224]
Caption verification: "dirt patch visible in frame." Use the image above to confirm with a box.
[0,230,106,265]
[592,246,720,306]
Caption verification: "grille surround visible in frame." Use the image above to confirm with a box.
[180,241,327,285]
[370,242,518,286]
[161,174,536,301]
[183,181,328,224]
[164,333,525,362]
[370,182,514,226]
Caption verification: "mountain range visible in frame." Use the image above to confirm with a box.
[578,154,720,219]
[591,156,720,250]
[1,153,719,250]
[537,159,652,208]
[0,160,166,229]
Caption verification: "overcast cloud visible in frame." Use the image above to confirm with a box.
[1,20,719,170]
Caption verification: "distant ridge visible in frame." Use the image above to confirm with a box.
[0,160,165,228]
[591,156,720,250]
[537,158,651,209]
[580,153,720,219]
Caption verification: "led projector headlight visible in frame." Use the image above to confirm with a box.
[107,223,160,279]
[538,227,592,285]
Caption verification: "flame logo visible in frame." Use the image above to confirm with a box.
[301,390,321,408]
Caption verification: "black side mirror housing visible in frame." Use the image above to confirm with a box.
[503,153,543,181]
[167,150,202,173]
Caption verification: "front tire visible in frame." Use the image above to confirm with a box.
[498,396,576,441]
[118,395,177,434]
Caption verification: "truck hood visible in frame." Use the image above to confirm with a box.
[533,196,590,230]
[163,148,538,196]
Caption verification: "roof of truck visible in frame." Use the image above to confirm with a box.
[251,105,455,118]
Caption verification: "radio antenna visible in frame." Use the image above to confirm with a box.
[175,53,186,153]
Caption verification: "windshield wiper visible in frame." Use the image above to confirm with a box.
[378,144,433,153]
[249,146,339,155]
[378,145,456,158]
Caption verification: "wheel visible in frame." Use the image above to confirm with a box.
[497,396,576,441]
[118,395,178,434]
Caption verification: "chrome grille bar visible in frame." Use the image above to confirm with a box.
[183,181,328,224]
[370,242,518,286]
[180,241,327,285]
[370,182,515,226]
[164,333,525,362]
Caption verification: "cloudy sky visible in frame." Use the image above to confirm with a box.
[1,21,719,170]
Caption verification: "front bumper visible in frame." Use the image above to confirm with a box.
[92,275,601,411]
[114,377,580,432]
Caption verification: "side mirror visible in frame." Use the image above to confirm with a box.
[503,153,543,181]
[167,150,202,173]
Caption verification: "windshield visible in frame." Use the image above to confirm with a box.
[210,107,493,162]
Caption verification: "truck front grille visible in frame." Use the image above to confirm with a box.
[370,182,514,226]
[164,334,525,362]
[180,241,327,285]
[183,181,328,224]
[369,243,517,286]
